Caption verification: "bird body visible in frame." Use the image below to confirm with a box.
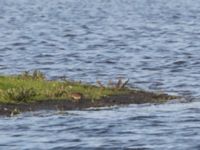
[70,92,83,101]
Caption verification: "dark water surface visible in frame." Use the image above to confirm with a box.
[1,0,200,149]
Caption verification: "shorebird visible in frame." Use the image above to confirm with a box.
[70,92,83,101]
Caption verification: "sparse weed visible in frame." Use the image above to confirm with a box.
[32,70,45,80]
[97,79,129,89]
[18,70,45,80]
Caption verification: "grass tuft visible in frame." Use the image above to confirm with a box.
[18,70,45,80]
[3,87,37,103]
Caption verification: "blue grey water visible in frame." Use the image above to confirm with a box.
[0,0,200,149]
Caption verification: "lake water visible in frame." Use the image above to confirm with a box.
[1,0,200,149]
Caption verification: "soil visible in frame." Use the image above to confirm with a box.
[0,91,179,116]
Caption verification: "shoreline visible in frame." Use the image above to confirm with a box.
[0,71,179,116]
[0,90,178,116]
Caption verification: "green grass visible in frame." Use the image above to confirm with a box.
[0,71,130,104]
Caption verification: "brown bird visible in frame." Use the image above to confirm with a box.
[70,92,83,101]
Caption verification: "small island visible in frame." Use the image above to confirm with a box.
[0,70,179,116]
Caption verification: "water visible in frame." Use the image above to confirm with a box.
[0,0,200,149]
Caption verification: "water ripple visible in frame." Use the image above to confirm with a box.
[1,0,200,149]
